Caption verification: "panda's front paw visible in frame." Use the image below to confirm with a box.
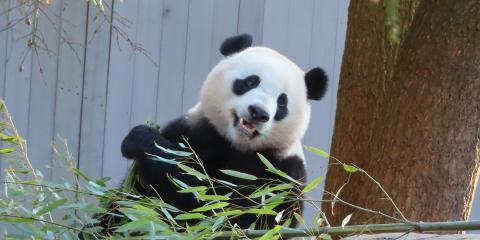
[121,125,159,160]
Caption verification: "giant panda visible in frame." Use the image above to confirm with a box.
[118,34,327,231]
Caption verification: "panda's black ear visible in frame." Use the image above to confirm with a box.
[220,33,253,56]
[305,67,328,100]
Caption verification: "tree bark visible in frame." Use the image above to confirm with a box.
[322,0,480,226]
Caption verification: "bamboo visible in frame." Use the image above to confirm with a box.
[215,220,480,239]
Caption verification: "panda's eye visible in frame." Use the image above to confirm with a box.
[277,93,288,108]
[232,75,260,95]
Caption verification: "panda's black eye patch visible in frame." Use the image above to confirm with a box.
[274,93,288,121]
[232,75,260,95]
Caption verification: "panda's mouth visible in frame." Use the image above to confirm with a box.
[233,113,259,138]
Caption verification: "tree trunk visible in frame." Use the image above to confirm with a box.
[322,0,480,226]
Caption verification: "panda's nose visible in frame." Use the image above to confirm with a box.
[248,105,270,122]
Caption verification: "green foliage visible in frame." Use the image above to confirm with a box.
[0,101,336,239]
[0,100,416,239]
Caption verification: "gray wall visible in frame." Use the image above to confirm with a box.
[1,0,478,224]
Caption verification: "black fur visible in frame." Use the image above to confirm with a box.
[232,75,260,95]
[305,67,328,100]
[220,33,253,56]
[274,93,288,121]
[118,117,307,230]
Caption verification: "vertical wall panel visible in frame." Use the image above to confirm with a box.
[27,0,61,179]
[238,0,265,46]
[0,1,8,100]
[303,0,344,223]
[182,0,214,111]
[262,0,289,51]
[102,0,139,186]
[4,0,32,143]
[155,0,189,125]
[208,0,239,67]
[129,0,164,126]
[78,1,113,180]
[52,0,88,182]
[0,0,9,178]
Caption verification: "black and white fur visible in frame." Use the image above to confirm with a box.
[120,34,328,229]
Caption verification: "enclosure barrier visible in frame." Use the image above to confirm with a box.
[215,220,480,238]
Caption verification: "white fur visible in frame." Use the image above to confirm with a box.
[193,47,311,157]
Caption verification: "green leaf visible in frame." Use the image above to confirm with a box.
[35,198,68,216]
[319,233,332,240]
[245,208,277,216]
[302,176,323,193]
[257,153,275,170]
[0,133,18,144]
[266,168,301,185]
[305,146,330,158]
[198,194,230,201]
[343,164,359,173]
[192,202,229,212]
[0,148,16,154]
[249,184,293,198]
[177,164,208,180]
[71,167,91,181]
[220,169,257,181]
[178,186,208,193]
[147,153,178,165]
[115,219,150,232]
[212,216,226,231]
[331,183,346,214]
[216,210,243,217]
[258,225,282,240]
[0,217,34,223]
[293,212,304,225]
[154,142,192,157]
[174,213,206,220]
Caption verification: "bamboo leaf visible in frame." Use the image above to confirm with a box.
[302,176,323,193]
[177,164,208,180]
[146,153,178,165]
[174,213,206,220]
[154,142,192,157]
[192,202,229,212]
[266,169,301,185]
[319,233,332,240]
[198,194,230,201]
[275,210,284,223]
[35,198,68,216]
[178,186,208,193]
[0,148,16,154]
[245,208,277,216]
[220,169,257,181]
[257,153,275,170]
[216,210,243,217]
[0,217,34,223]
[258,225,282,240]
[343,164,359,173]
[293,212,304,225]
[71,167,91,181]
[115,219,150,232]
[331,183,346,215]
[305,146,330,158]
[212,216,226,231]
[249,183,293,198]
[341,213,353,227]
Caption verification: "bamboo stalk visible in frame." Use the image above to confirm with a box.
[215,220,480,239]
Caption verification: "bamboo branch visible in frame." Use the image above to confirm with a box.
[215,220,480,239]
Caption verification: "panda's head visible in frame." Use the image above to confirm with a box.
[194,34,328,152]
